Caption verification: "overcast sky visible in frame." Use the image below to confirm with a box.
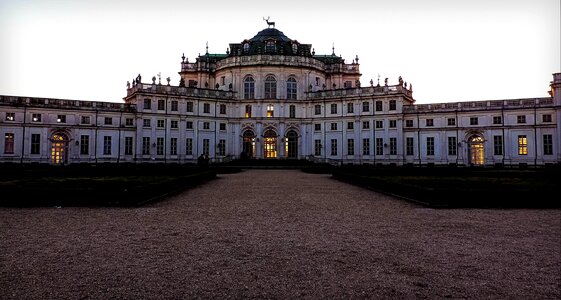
[1,0,559,104]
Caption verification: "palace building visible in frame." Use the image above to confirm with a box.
[1,25,560,166]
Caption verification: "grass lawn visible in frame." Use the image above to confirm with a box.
[332,166,560,208]
[0,164,217,207]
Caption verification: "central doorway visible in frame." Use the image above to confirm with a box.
[51,133,68,164]
[263,130,277,158]
[468,135,485,166]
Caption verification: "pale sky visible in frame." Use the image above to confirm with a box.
[1,0,559,104]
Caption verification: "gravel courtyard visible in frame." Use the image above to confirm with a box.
[1,169,559,299]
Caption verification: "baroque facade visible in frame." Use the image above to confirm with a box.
[1,26,560,166]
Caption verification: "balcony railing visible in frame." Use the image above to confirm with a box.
[306,84,413,99]
[127,84,236,99]
[0,95,135,111]
[402,97,554,113]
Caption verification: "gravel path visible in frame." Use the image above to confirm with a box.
[1,170,559,299]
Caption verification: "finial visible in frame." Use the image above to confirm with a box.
[312,48,315,55]
[206,42,208,54]
[355,55,359,63]
[157,72,161,85]
[181,53,185,63]
[226,48,230,55]
[377,74,380,86]
[332,43,335,55]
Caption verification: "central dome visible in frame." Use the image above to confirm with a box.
[249,28,292,42]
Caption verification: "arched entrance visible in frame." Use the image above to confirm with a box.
[242,130,255,159]
[468,135,485,166]
[263,130,277,158]
[51,133,68,164]
[285,130,298,158]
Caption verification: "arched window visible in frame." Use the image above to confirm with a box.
[264,75,277,99]
[51,133,68,164]
[292,43,298,54]
[287,77,297,100]
[264,130,277,158]
[468,135,485,166]
[242,130,255,158]
[285,130,298,158]
[243,43,250,53]
[244,76,255,99]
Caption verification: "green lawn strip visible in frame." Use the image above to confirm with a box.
[333,170,558,208]
[0,171,216,207]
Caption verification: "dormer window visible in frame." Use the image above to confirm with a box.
[243,43,250,53]
[266,41,276,53]
[292,43,298,54]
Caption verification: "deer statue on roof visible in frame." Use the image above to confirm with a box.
[263,17,275,28]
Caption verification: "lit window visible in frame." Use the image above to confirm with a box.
[518,135,527,155]
[245,105,252,118]
[267,104,274,118]
[5,113,15,121]
[32,113,42,122]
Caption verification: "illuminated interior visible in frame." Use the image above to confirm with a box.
[51,133,68,164]
[242,130,255,158]
[469,136,484,165]
[285,130,298,158]
[263,130,277,158]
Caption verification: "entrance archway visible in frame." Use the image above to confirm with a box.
[285,130,298,158]
[51,133,68,164]
[468,135,485,166]
[263,130,277,158]
[242,130,255,158]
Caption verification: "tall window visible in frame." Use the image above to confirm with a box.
[375,120,383,129]
[347,103,354,113]
[264,75,277,99]
[171,100,178,111]
[287,77,297,99]
[448,136,457,156]
[330,139,338,156]
[330,123,337,130]
[347,122,354,130]
[406,137,414,156]
[186,121,193,129]
[80,135,89,155]
[493,136,503,155]
[543,134,553,155]
[157,119,165,129]
[170,138,178,155]
[156,137,164,155]
[244,76,255,99]
[203,103,210,113]
[376,138,383,155]
[363,121,370,129]
[171,120,179,129]
[245,105,252,118]
[267,104,274,117]
[389,120,397,128]
[185,138,193,155]
[143,99,151,110]
[363,102,370,112]
[363,138,370,155]
[203,139,210,155]
[103,136,111,155]
[314,105,321,115]
[518,135,527,155]
[330,103,337,114]
[389,138,397,155]
[31,134,40,154]
[289,105,296,118]
[426,137,435,156]
[314,140,322,156]
[186,102,194,112]
[375,101,382,111]
[218,139,226,156]
[219,104,226,114]
[142,137,150,155]
[347,139,354,155]
[125,137,133,155]
[157,100,165,110]
[389,100,396,111]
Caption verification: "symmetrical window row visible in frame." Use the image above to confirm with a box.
[244,76,298,100]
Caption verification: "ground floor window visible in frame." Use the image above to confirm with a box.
[347,139,354,156]
[80,135,90,155]
[363,138,370,156]
[142,137,150,155]
[493,136,503,155]
[242,130,255,158]
[330,139,337,156]
[125,137,133,155]
[156,137,164,155]
[4,133,14,154]
[31,134,40,154]
[170,138,177,155]
[518,135,527,155]
[186,138,193,155]
[543,134,553,155]
[376,138,383,156]
[264,130,277,158]
[314,139,321,156]
[103,136,112,155]
[448,136,457,156]
[218,139,226,156]
[51,133,68,164]
[426,137,434,156]
[389,138,397,155]
[285,131,298,158]
[202,139,210,155]
[406,137,414,156]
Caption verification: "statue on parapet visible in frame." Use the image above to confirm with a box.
[384,77,388,86]
[398,76,403,86]
[166,77,171,86]
[152,76,156,84]
[136,74,141,83]
[179,78,185,87]
[126,81,130,89]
